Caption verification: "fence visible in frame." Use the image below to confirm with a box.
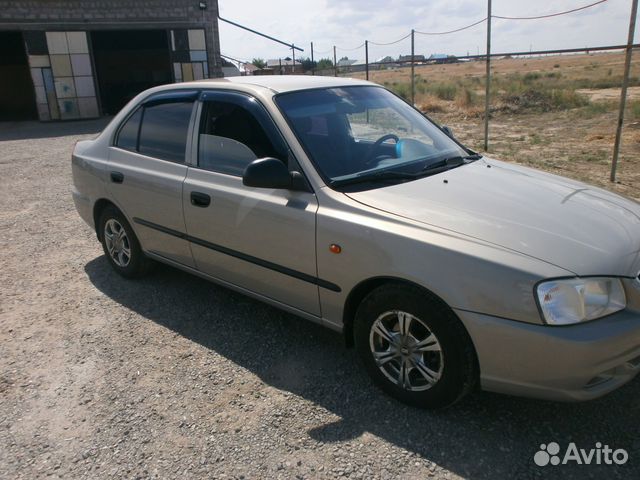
[220,0,638,182]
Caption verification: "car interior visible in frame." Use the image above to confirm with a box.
[291,112,398,178]
[198,101,281,175]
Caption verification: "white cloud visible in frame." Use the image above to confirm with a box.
[217,0,638,64]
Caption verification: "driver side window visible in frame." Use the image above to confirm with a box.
[198,100,281,176]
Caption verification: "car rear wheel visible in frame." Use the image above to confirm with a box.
[354,284,477,408]
[99,205,151,278]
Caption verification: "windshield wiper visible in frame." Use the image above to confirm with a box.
[330,170,417,187]
[421,154,482,173]
[331,153,483,187]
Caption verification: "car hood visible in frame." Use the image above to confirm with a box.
[345,159,640,277]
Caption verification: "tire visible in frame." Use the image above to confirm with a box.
[354,284,477,409]
[98,205,152,278]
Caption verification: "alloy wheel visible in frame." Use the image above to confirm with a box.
[369,310,444,391]
[104,218,131,267]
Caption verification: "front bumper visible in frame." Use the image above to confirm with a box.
[456,308,640,401]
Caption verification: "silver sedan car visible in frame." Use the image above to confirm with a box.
[72,76,640,408]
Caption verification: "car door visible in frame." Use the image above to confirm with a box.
[108,90,198,267]
[182,90,321,316]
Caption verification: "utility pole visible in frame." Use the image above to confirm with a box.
[292,44,295,74]
[411,29,415,105]
[365,40,369,80]
[611,0,638,182]
[483,0,492,151]
[333,45,337,77]
[311,41,315,75]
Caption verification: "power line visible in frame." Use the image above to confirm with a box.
[336,42,365,51]
[218,14,303,52]
[415,17,487,35]
[369,32,412,46]
[229,1,611,62]
[337,1,608,46]
[493,0,608,20]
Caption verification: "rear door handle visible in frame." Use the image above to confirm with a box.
[110,171,124,183]
[190,191,211,207]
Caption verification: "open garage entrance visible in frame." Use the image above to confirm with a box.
[91,30,172,115]
[0,32,37,121]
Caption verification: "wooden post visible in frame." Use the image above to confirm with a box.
[483,0,492,151]
[333,46,337,77]
[610,0,638,182]
[411,29,415,105]
[365,40,369,80]
[292,45,295,74]
[311,42,315,75]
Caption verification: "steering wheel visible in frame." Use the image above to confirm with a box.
[364,134,400,167]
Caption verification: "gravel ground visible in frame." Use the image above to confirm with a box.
[0,120,638,479]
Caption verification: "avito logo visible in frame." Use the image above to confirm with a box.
[534,442,628,466]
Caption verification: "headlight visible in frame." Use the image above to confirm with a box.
[536,277,626,325]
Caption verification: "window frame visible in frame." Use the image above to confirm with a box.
[191,90,292,176]
[113,105,143,152]
[112,89,200,164]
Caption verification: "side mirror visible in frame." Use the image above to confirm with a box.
[242,157,307,190]
[442,125,454,139]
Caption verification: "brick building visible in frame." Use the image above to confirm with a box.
[0,1,223,121]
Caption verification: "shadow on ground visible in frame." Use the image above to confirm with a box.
[0,118,110,141]
[85,256,639,479]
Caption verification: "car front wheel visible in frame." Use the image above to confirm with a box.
[354,284,478,408]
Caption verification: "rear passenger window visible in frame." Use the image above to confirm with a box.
[139,102,194,163]
[114,97,195,163]
[115,108,142,150]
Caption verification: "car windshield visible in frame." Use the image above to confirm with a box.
[275,86,470,187]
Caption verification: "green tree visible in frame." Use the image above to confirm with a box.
[316,58,333,71]
[299,57,316,72]
[252,58,266,69]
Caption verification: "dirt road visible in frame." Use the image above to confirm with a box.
[0,120,638,479]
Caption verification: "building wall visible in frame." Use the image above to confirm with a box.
[0,0,222,120]
[22,31,98,120]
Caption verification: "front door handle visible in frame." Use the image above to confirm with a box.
[190,191,211,207]
[110,171,124,183]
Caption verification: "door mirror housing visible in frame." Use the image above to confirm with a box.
[442,125,454,139]
[242,157,307,190]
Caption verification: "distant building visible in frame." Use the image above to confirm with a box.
[398,54,426,63]
[374,56,398,69]
[242,63,260,75]
[221,59,241,77]
[0,0,223,121]
[266,58,303,74]
[336,57,358,73]
[428,54,458,64]
[337,58,357,67]
[253,67,275,76]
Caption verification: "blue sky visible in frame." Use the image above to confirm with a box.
[217,0,638,64]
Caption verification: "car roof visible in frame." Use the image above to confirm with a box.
[170,75,373,94]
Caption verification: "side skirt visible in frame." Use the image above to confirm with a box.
[144,250,343,333]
